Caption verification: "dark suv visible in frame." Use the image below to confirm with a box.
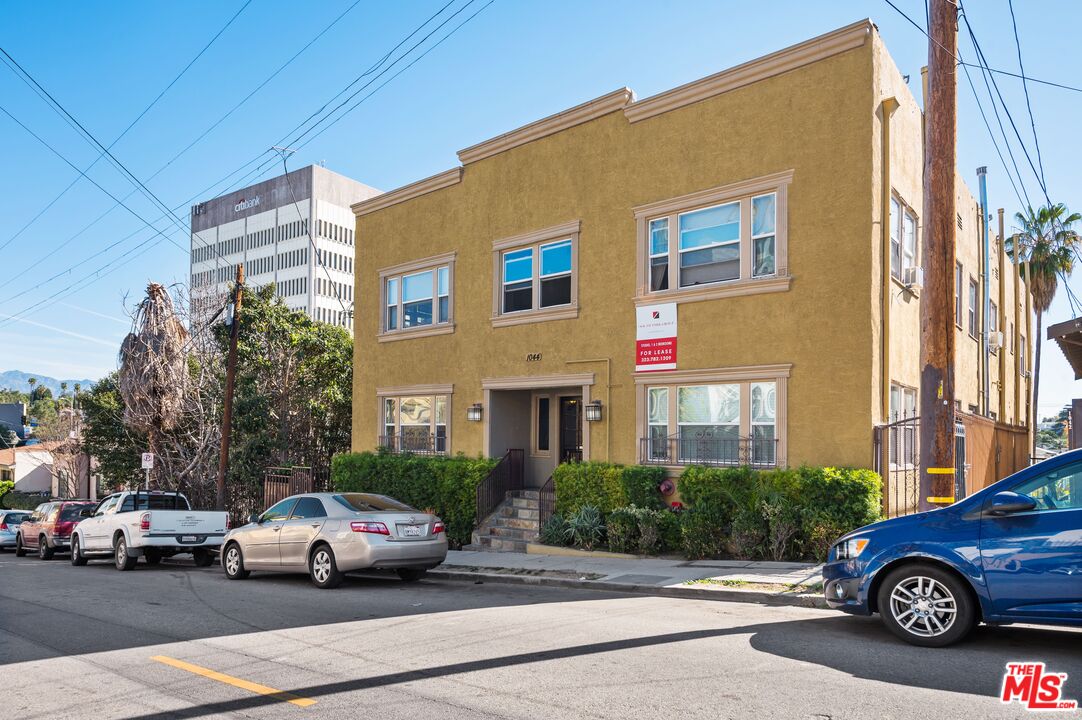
[15,500,95,559]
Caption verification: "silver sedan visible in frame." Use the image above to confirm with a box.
[221,492,447,588]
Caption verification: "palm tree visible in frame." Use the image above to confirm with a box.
[27,377,36,397]
[1008,203,1081,458]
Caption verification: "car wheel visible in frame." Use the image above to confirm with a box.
[71,535,88,566]
[38,536,54,560]
[222,543,249,580]
[114,536,137,571]
[309,544,343,589]
[143,550,162,565]
[192,549,214,567]
[877,563,975,647]
[14,534,26,557]
[396,568,427,583]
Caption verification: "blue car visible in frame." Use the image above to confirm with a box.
[824,449,1082,647]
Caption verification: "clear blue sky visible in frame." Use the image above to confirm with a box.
[0,0,1078,416]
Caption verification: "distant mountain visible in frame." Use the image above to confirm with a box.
[0,370,96,397]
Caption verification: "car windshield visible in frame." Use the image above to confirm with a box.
[333,493,417,513]
[59,505,91,522]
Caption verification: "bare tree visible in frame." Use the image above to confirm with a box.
[118,283,191,486]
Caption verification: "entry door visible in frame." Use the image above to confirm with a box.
[980,459,1082,621]
[559,397,583,463]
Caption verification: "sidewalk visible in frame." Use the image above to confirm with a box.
[429,548,828,609]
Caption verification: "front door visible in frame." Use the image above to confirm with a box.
[980,459,1082,621]
[559,396,583,463]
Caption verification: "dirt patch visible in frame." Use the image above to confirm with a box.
[439,564,605,581]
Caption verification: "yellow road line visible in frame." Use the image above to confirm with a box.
[151,655,316,708]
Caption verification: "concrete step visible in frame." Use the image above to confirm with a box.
[500,517,538,531]
[477,536,528,553]
[513,490,540,500]
[498,506,539,521]
[511,497,539,510]
[488,525,535,540]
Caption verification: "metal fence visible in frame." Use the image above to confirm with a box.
[639,434,778,469]
[262,466,329,510]
[538,473,555,530]
[378,433,447,456]
[873,413,920,517]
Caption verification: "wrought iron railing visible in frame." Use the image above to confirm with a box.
[538,473,555,529]
[873,413,920,517]
[639,434,778,468]
[476,449,524,524]
[379,433,447,455]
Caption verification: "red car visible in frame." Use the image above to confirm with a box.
[15,500,95,560]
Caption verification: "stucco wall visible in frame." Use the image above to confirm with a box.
[353,32,884,470]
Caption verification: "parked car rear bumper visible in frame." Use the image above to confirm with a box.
[336,536,448,572]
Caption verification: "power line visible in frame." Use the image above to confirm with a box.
[0,1,252,253]
[1006,0,1048,196]
[0,1,489,329]
[0,0,363,287]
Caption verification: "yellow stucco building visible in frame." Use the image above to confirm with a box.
[350,19,1032,503]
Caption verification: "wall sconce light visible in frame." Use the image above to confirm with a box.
[585,400,603,422]
[466,403,483,422]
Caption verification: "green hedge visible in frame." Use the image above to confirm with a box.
[331,450,498,548]
[554,461,665,515]
[607,505,681,555]
[677,465,881,561]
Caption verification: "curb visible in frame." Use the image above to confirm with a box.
[427,569,829,609]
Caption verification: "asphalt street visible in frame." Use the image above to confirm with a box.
[1,551,1079,719]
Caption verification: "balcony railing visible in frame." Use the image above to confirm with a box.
[379,433,447,456]
[640,433,778,468]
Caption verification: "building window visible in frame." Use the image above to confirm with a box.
[491,221,580,327]
[634,171,792,305]
[890,196,918,280]
[889,383,917,421]
[1020,334,1027,375]
[532,394,551,456]
[378,252,456,340]
[641,374,783,468]
[380,394,448,455]
[968,278,978,337]
[955,262,963,326]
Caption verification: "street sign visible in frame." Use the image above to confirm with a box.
[141,453,154,470]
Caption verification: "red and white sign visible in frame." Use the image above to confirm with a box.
[636,303,677,372]
[1001,662,1077,711]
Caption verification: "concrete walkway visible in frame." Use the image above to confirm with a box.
[430,549,827,608]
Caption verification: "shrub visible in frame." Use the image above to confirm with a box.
[331,450,498,548]
[680,507,730,560]
[677,464,882,561]
[796,466,882,561]
[539,513,570,546]
[657,509,682,553]
[606,507,638,554]
[566,505,605,550]
[554,462,664,516]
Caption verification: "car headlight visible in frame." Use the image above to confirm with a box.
[833,537,870,561]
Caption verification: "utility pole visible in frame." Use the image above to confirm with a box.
[919,0,958,510]
[216,264,244,511]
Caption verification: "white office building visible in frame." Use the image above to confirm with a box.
[189,165,379,330]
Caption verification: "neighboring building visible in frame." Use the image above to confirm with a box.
[0,445,55,493]
[349,19,1033,506]
[0,402,28,440]
[190,165,380,330]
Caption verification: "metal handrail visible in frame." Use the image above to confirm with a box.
[475,449,524,523]
[538,473,555,529]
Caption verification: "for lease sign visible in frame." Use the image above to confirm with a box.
[636,303,677,372]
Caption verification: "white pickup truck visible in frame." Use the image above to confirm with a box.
[70,490,230,570]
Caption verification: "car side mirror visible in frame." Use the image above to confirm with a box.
[989,491,1037,516]
[79,507,93,518]
[249,513,262,525]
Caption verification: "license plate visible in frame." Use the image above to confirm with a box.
[181,535,197,543]
[400,525,422,537]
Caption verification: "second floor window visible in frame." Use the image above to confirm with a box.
[502,238,573,313]
[968,278,978,337]
[890,196,918,279]
[380,254,454,336]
